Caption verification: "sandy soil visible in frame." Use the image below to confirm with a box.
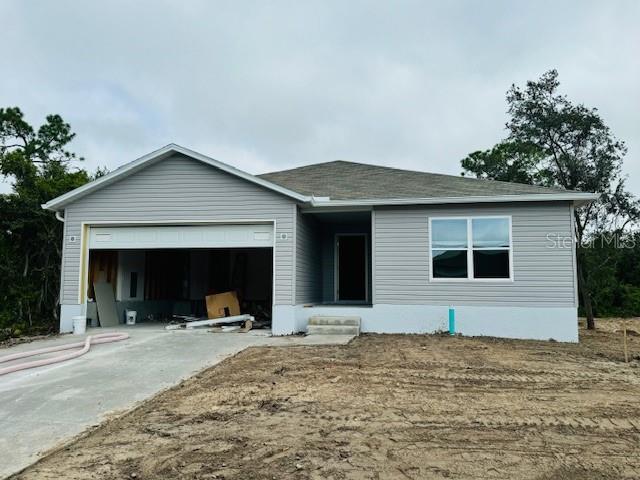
[11,319,640,480]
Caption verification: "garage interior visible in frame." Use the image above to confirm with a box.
[85,247,273,327]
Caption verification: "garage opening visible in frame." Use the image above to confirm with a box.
[86,248,273,327]
[84,223,274,328]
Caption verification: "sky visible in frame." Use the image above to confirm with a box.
[1,0,639,194]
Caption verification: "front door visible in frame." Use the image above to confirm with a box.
[336,234,367,302]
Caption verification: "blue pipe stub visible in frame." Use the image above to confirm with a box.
[448,307,455,335]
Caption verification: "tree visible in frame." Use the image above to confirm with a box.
[582,231,640,318]
[0,107,91,337]
[461,70,639,329]
[461,140,545,185]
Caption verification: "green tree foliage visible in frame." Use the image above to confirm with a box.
[461,71,639,328]
[0,107,92,337]
[585,232,640,317]
[462,141,545,185]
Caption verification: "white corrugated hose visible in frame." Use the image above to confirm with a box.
[0,332,129,376]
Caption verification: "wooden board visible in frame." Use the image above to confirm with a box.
[206,291,241,319]
[94,282,120,327]
[87,251,118,301]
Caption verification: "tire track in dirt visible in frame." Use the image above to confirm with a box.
[410,414,640,431]
[294,408,640,433]
[338,363,640,388]
[407,369,638,384]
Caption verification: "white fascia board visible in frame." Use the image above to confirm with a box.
[42,143,311,211]
[310,192,599,208]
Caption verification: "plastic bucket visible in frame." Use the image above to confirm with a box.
[126,310,137,326]
[72,315,87,335]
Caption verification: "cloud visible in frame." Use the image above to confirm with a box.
[1,0,638,193]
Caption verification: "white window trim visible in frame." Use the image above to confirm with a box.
[428,215,514,283]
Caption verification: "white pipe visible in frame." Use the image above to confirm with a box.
[55,211,65,222]
[0,332,129,376]
[166,314,253,330]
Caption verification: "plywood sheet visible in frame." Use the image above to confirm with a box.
[206,291,241,319]
[94,282,120,327]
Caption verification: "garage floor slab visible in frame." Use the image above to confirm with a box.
[0,325,353,478]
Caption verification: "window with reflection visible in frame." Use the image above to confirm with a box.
[430,217,511,280]
[431,219,468,278]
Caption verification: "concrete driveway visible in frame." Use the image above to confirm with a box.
[0,325,353,478]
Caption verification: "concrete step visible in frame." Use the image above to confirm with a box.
[307,325,360,336]
[308,316,361,327]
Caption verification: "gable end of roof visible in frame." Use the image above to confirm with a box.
[42,144,311,210]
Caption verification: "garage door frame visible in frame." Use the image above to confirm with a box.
[78,219,277,309]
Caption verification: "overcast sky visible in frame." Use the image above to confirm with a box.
[1,1,639,194]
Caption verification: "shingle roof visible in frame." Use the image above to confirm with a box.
[257,160,569,200]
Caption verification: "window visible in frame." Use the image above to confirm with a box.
[472,218,510,279]
[431,219,468,278]
[430,217,511,280]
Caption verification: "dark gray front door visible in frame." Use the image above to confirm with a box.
[336,234,367,302]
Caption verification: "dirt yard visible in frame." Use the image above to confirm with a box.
[12,319,640,480]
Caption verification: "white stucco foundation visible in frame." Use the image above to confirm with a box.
[63,302,578,342]
[60,304,87,333]
[287,304,579,342]
[271,305,297,335]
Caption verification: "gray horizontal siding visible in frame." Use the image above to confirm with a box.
[373,202,576,307]
[61,154,295,305]
[295,210,322,304]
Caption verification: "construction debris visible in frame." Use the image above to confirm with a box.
[206,291,241,319]
[221,325,241,333]
[165,314,254,331]
[165,291,259,332]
